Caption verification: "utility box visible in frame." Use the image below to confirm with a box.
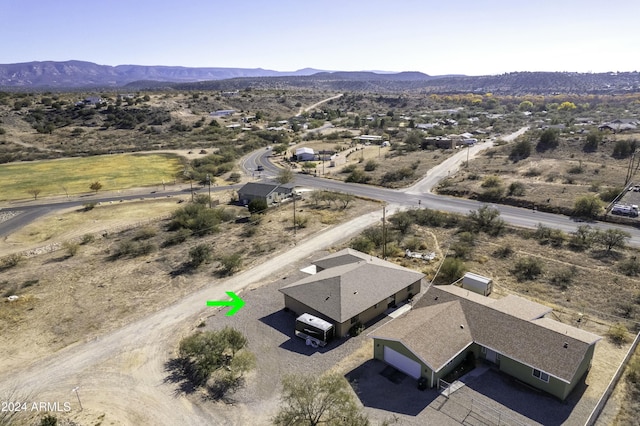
[462,272,492,296]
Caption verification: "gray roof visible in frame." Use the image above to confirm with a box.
[371,285,601,384]
[238,180,294,198]
[280,249,424,323]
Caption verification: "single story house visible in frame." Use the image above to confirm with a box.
[369,285,601,401]
[295,147,316,161]
[598,119,638,133]
[237,180,294,206]
[279,248,425,337]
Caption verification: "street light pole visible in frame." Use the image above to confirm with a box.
[293,191,297,237]
[466,144,470,168]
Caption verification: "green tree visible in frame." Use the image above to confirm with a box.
[583,131,601,152]
[569,224,596,251]
[537,128,559,151]
[272,373,369,426]
[248,198,268,214]
[518,100,534,111]
[276,167,294,184]
[558,101,577,111]
[403,131,423,151]
[573,195,603,218]
[595,228,631,253]
[509,139,531,162]
[178,328,254,391]
[612,139,637,159]
[507,181,526,196]
[89,181,103,194]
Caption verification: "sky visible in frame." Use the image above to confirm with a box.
[3,0,640,76]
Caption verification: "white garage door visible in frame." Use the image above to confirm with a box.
[383,346,421,379]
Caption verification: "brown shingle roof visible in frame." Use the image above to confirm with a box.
[280,250,424,323]
[373,285,601,383]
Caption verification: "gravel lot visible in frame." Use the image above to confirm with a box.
[198,249,378,423]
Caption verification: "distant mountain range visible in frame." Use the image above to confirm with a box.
[0,60,639,95]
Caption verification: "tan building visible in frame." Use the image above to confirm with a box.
[279,249,425,337]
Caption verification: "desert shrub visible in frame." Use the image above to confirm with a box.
[350,236,375,254]
[534,224,565,247]
[389,211,415,235]
[569,224,597,251]
[618,256,640,277]
[228,172,242,183]
[550,267,576,289]
[82,202,96,211]
[349,322,365,336]
[110,240,155,259]
[134,226,157,241]
[598,187,624,203]
[248,199,268,214]
[162,228,192,247]
[381,167,414,184]
[364,160,378,171]
[189,244,212,268]
[523,168,542,177]
[567,164,584,174]
[493,245,513,258]
[294,214,309,229]
[341,164,357,174]
[512,257,543,281]
[81,233,95,245]
[467,205,505,236]
[63,241,80,257]
[403,237,424,251]
[607,323,630,345]
[436,258,467,284]
[479,185,505,201]
[1,254,24,270]
[509,140,531,161]
[451,242,473,260]
[573,194,603,218]
[345,168,371,183]
[507,181,525,196]
[481,175,502,188]
[219,252,243,276]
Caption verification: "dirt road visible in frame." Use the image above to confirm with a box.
[403,127,529,194]
[296,93,343,116]
[0,205,401,425]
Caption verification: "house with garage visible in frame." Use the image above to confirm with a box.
[295,147,316,161]
[369,284,601,401]
[237,180,294,207]
[279,248,425,338]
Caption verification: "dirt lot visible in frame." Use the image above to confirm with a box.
[0,191,380,377]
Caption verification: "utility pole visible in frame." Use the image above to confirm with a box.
[466,143,470,168]
[293,191,297,237]
[206,173,211,208]
[382,204,387,259]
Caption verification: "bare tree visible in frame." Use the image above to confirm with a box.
[27,188,41,200]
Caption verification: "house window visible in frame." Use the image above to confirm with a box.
[532,369,549,383]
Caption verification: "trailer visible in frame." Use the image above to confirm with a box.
[295,313,335,347]
[461,272,493,296]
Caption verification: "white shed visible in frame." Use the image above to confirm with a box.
[461,272,492,296]
[295,147,315,161]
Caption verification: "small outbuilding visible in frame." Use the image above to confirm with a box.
[461,272,492,296]
[295,147,315,161]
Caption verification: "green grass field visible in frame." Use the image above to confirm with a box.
[0,153,185,201]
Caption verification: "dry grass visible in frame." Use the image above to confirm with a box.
[0,194,380,373]
[0,153,184,201]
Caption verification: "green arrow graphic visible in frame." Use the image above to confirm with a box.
[206,291,245,316]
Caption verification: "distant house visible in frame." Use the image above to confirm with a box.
[279,248,425,337]
[295,147,315,161]
[353,135,383,144]
[369,285,600,401]
[211,109,235,117]
[237,181,294,206]
[82,96,102,105]
[598,119,638,133]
